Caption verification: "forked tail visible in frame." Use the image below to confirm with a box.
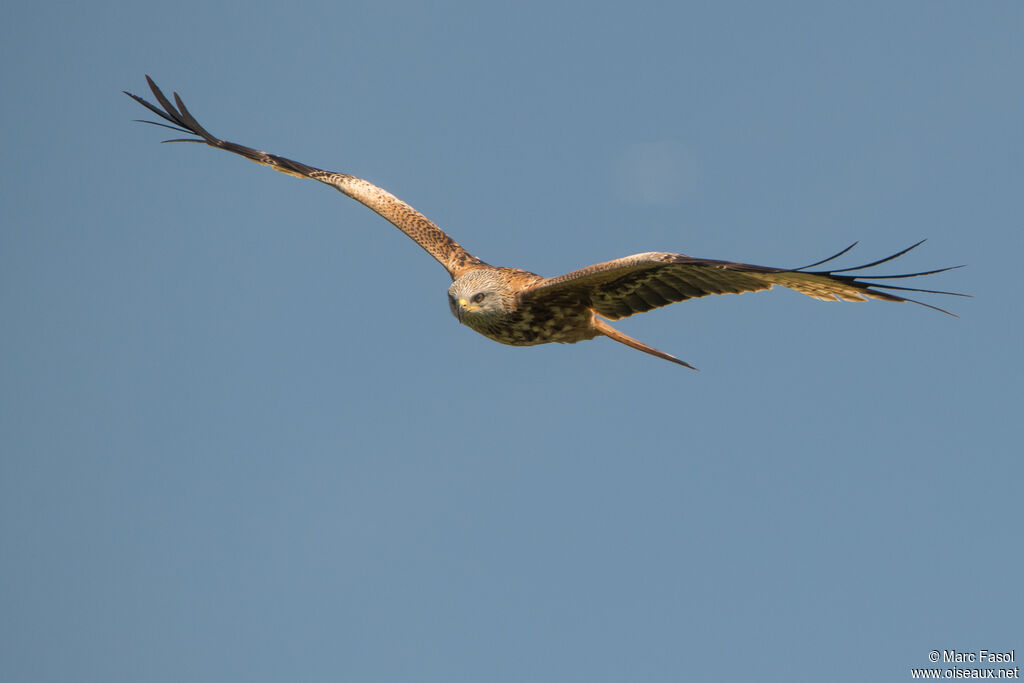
[591,317,698,370]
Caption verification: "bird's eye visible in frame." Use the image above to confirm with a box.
[472,293,486,304]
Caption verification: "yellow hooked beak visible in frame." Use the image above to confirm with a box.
[457,298,482,312]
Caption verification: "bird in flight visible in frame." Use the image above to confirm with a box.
[126,76,964,369]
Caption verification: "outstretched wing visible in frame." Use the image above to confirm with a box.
[522,241,966,319]
[125,76,487,279]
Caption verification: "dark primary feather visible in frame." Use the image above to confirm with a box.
[812,239,926,274]
[524,243,967,319]
[791,242,859,270]
[124,77,322,177]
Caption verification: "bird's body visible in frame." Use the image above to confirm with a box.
[449,268,563,345]
[126,77,964,369]
[444,267,598,346]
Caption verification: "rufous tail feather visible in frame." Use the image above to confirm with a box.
[591,316,698,370]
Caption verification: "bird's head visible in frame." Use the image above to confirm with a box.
[448,270,514,327]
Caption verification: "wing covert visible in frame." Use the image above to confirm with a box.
[522,245,965,319]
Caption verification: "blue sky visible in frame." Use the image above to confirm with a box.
[2,2,1021,681]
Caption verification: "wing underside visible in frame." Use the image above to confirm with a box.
[125,76,486,278]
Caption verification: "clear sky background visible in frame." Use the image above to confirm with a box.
[2,2,1021,681]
